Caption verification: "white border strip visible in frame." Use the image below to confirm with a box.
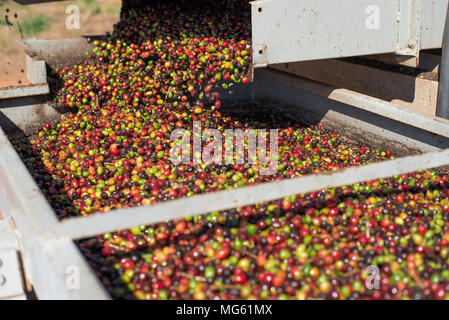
[56,148,449,240]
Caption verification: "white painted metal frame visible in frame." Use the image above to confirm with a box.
[0,130,110,299]
[251,0,448,67]
[0,84,49,100]
[56,147,449,240]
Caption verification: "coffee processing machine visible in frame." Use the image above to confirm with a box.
[1,0,449,299]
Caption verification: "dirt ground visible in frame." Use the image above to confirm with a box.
[0,0,121,87]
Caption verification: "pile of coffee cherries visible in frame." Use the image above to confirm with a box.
[79,170,449,300]
[29,0,389,218]
[16,0,449,299]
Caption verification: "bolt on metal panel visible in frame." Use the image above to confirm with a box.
[0,249,25,299]
[396,0,421,57]
[252,0,399,66]
[251,0,447,67]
